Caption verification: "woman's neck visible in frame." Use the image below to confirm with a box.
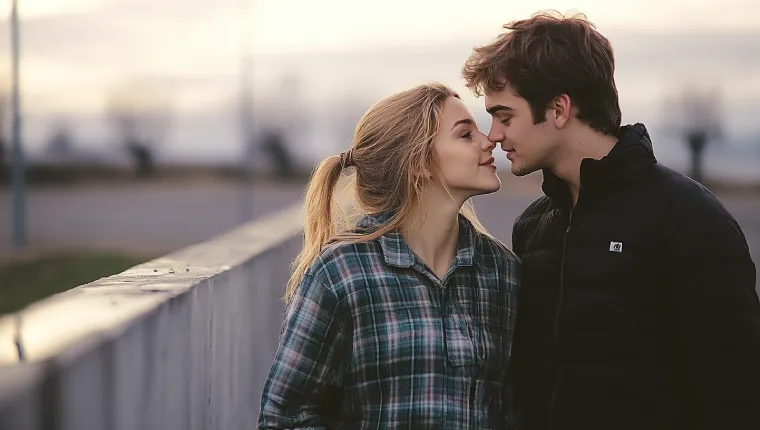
[401,186,463,280]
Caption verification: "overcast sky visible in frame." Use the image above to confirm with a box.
[1,0,758,161]
[2,0,757,107]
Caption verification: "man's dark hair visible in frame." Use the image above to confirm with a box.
[463,11,622,136]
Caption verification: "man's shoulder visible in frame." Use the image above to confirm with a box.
[514,195,555,230]
[646,163,731,219]
[510,195,559,256]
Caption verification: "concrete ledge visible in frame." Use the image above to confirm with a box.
[0,204,304,430]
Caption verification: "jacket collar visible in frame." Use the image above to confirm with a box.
[542,123,657,204]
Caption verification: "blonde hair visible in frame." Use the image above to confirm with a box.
[285,82,491,300]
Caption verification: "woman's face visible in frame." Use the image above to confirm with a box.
[433,96,501,202]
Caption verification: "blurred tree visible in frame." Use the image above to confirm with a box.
[106,78,173,177]
[665,85,723,184]
[260,128,295,179]
[46,123,75,157]
[255,73,302,178]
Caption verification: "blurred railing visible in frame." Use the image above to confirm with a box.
[0,204,303,430]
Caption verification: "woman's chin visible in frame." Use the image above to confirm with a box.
[467,181,502,198]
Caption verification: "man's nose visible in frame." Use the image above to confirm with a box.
[487,129,504,145]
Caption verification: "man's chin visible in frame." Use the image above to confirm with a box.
[510,164,535,177]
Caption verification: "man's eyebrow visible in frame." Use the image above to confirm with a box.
[486,105,513,115]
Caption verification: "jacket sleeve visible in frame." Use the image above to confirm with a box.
[511,209,529,258]
[510,208,531,427]
[258,273,347,429]
[666,186,760,429]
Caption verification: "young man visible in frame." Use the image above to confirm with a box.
[463,11,760,430]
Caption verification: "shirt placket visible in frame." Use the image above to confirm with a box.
[411,259,478,428]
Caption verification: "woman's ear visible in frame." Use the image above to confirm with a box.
[414,169,433,183]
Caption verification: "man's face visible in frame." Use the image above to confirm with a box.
[485,84,559,176]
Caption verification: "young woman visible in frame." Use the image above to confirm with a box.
[258,82,520,429]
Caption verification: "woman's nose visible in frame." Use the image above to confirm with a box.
[480,132,497,152]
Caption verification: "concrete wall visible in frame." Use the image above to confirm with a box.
[0,204,303,430]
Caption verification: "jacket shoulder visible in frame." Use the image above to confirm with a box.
[648,164,732,219]
[515,196,557,231]
[515,196,554,226]
[512,196,556,256]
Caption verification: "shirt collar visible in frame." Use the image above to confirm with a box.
[356,212,481,270]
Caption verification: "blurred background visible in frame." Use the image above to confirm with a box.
[1,0,759,313]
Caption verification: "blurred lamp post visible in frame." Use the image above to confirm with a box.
[237,0,255,222]
[10,0,26,250]
[665,85,723,185]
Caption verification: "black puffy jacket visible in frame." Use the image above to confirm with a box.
[511,123,760,430]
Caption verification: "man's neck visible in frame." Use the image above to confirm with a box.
[402,186,463,279]
[551,127,618,206]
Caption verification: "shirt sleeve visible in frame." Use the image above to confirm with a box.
[666,187,760,429]
[258,273,348,429]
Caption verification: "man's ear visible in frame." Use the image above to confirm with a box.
[549,94,572,128]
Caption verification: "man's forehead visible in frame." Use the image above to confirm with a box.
[485,89,521,111]
[485,87,516,101]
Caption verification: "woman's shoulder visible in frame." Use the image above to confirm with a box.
[470,232,521,296]
[318,238,382,264]
[458,213,520,267]
[473,230,521,270]
[303,239,384,295]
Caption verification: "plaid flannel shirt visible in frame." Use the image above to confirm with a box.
[258,213,521,429]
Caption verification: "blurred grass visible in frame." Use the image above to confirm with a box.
[0,251,147,315]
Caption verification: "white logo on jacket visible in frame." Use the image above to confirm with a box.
[609,242,623,252]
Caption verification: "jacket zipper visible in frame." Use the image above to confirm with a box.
[548,207,573,429]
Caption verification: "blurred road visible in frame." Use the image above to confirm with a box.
[0,178,306,257]
[1,174,758,291]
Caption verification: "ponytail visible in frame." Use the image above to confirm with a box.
[284,155,343,300]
